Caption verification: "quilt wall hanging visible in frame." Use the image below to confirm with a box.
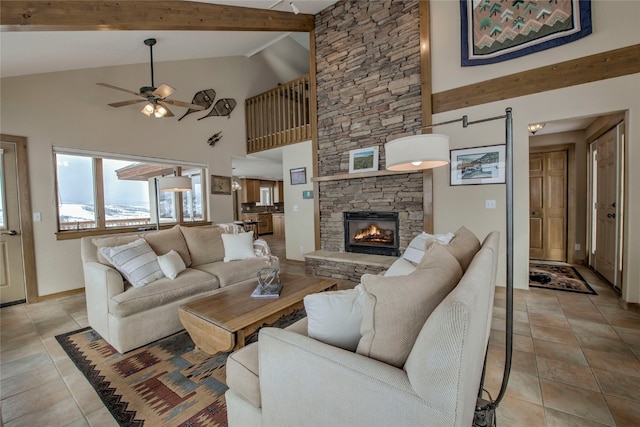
[460,0,592,66]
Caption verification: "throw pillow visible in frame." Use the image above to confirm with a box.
[157,249,186,280]
[144,225,192,267]
[402,231,455,265]
[437,226,481,272]
[99,238,164,288]
[304,286,366,352]
[221,231,258,262]
[93,234,140,266]
[180,226,225,266]
[356,244,463,368]
[383,258,417,277]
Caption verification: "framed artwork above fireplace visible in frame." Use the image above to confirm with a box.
[349,146,379,173]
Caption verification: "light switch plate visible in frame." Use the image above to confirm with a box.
[485,200,497,209]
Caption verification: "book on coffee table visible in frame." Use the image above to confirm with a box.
[250,283,283,299]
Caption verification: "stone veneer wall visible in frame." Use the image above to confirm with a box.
[314,0,424,252]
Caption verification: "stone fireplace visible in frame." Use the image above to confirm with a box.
[344,211,399,256]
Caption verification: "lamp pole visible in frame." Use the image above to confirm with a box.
[154,177,161,230]
[392,108,514,427]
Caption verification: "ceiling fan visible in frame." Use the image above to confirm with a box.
[97,38,205,118]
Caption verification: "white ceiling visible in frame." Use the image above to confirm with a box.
[0,1,334,180]
[0,0,336,78]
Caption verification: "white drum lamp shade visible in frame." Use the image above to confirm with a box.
[158,176,192,192]
[384,134,450,171]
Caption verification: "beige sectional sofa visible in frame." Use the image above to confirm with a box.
[225,228,499,427]
[81,225,278,353]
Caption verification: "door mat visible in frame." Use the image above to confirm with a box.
[529,262,596,295]
[55,309,306,427]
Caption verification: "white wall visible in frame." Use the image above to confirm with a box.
[430,1,640,302]
[282,140,316,261]
[0,55,280,297]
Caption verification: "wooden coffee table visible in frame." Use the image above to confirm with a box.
[178,273,337,354]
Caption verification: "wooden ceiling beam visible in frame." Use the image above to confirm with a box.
[0,1,315,32]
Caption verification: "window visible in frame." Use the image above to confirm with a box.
[54,149,207,236]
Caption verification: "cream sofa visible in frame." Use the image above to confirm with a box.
[225,229,499,427]
[81,225,278,353]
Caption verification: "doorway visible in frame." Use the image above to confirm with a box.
[529,144,576,264]
[0,135,37,306]
[589,121,625,291]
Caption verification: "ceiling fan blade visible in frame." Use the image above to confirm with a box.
[163,98,207,110]
[153,84,175,99]
[108,99,147,108]
[97,83,141,97]
[157,102,174,117]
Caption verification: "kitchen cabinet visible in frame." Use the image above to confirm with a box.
[242,213,273,235]
[240,179,260,203]
[272,213,285,237]
[276,181,284,203]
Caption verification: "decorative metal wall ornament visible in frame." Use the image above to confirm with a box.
[207,131,222,147]
[178,89,216,121]
[198,98,237,120]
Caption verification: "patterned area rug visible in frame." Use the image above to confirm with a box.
[56,309,306,427]
[529,262,597,295]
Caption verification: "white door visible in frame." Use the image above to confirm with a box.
[0,141,27,305]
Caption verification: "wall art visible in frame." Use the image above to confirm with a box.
[460,0,592,66]
[290,167,307,185]
[348,146,379,174]
[450,144,505,186]
[211,175,231,195]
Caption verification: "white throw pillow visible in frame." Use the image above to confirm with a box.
[383,258,417,277]
[402,231,455,265]
[304,286,366,352]
[99,238,164,287]
[221,231,258,262]
[157,250,186,280]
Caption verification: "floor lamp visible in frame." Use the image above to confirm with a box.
[155,175,192,230]
[385,108,513,427]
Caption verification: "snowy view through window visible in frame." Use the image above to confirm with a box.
[56,154,202,230]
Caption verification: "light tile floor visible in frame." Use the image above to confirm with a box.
[1,243,639,426]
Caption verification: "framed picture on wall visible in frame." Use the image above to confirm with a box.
[211,175,232,194]
[290,167,307,185]
[349,146,379,173]
[450,144,505,186]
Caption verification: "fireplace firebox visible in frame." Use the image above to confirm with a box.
[344,212,399,256]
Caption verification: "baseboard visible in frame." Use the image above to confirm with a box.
[31,287,85,303]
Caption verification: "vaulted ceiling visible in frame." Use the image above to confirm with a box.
[0,0,337,77]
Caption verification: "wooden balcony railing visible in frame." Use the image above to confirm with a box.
[246,74,311,154]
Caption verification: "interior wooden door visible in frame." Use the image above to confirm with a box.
[594,127,618,285]
[529,150,568,261]
[0,142,27,305]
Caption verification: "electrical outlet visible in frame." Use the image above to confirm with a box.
[33,212,42,222]
[575,243,581,251]
[485,200,497,209]
[299,245,304,253]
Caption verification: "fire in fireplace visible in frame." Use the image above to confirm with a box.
[344,212,399,256]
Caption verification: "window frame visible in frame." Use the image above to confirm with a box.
[53,148,209,240]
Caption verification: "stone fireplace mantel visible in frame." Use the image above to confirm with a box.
[312,169,417,182]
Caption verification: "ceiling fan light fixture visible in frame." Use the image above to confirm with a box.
[141,102,155,117]
[154,104,168,118]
